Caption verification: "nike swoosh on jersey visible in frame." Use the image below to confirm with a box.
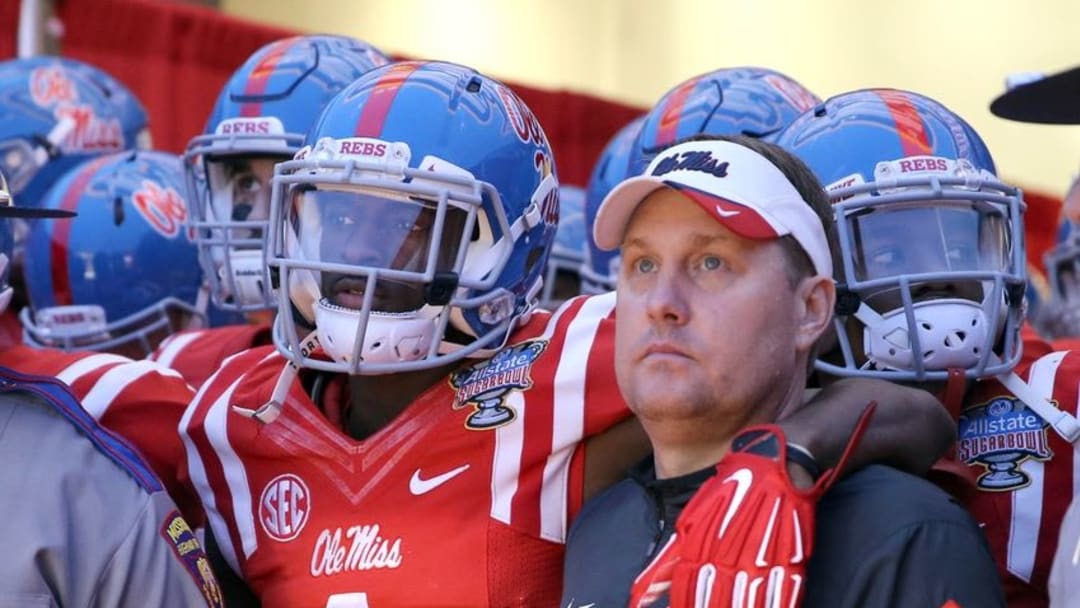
[714,204,741,218]
[717,468,753,539]
[409,464,471,495]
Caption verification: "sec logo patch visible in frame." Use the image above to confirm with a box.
[259,473,311,542]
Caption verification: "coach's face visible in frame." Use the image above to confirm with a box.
[614,189,825,429]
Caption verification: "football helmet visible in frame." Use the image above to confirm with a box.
[1039,228,1080,337]
[539,184,586,308]
[0,56,149,206]
[775,88,1027,381]
[580,116,644,294]
[184,35,389,313]
[628,67,820,175]
[21,150,204,355]
[269,61,560,375]
[0,172,15,313]
[1037,179,1080,338]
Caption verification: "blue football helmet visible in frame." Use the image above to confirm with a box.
[21,150,205,355]
[539,184,586,309]
[0,172,15,312]
[775,88,1027,381]
[0,56,150,206]
[1037,178,1080,337]
[580,116,643,294]
[628,67,820,175]
[185,35,389,314]
[269,61,560,375]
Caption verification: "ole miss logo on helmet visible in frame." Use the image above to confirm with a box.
[133,180,189,239]
[29,66,78,107]
[54,105,124,153]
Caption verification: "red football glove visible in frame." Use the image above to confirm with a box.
[629,405,875,608]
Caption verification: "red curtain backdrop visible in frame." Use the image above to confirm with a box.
[1,0,643,187]
[0,0,1061,267]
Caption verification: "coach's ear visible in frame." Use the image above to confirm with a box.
[794,275,835,353]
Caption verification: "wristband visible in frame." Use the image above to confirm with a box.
[729,427,824,482]
[785,441,823,481]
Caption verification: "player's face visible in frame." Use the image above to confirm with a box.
[614,189,810,431]
[218,157,277,229]
[291,189,467,313]
[846,201,1007,311]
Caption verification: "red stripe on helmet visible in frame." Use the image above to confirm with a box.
[354,62,422,137]
[50,155,112,306]
[239,38,300,118]
[878,90,932,157]
[654,77,701,150]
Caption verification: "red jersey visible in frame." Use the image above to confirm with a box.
[181,294,630,607]
[149,323,272,389]
[959,348,1080,607]
[0,342,202,525]
[1020,321,1053,371]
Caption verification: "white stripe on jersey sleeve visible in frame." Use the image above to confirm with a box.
[181,377,246,575]
[151,331,203,368]
[540,292,615,543]
[204,378,259,560]
[79,360,176,419]
[1007,352,1063,582]
[491,390,526,526]
[56,353,131,386]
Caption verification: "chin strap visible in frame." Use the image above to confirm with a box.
[942,367,967,421]
[994,356,1080,445]
[231,332,321,424]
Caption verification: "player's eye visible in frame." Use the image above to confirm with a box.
[633,257,656,274]
[235,174,261,194]
[699,255,724,271]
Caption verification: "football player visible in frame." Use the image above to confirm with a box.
[20,150,205,359]
[538,184,588,308]
[1032,178,1080,343]
[581,116,644,294]
[151,34,390,388]
[581,67,821,296]
[181,61,958,606]
[0,152,204,525]
[776,87,1079,607]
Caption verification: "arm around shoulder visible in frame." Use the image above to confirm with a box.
[784,377,953,476]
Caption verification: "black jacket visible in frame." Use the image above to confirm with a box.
[561,461,1005,608]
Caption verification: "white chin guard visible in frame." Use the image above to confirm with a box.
[219,249,269,307]
[863,298,991,372]
[313,298,435,366]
